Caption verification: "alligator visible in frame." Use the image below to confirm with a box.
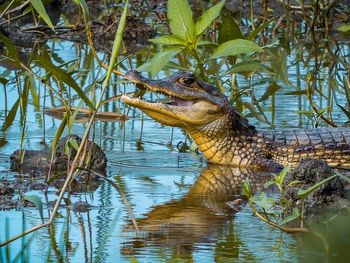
[122,70,350,170]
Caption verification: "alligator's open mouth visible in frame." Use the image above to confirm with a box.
[121,70,224,127]
[121,71,197,110]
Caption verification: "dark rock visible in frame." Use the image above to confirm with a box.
[73,201,93,213]
[10,134,107,171]
[283,159,346,210]
[0,182,15,196]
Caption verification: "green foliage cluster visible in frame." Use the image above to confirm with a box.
[140,0,265,81]
[242,168,350,231]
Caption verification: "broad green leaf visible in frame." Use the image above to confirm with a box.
[29,0,55,31]
[247,19,274,40]
[0,33,20,66]
[297,174,338,199]
[24,195,44,223]
[150,48,182,77]
[195,0,225,36]
[210,39,262,59]
[241,178,252,198]
[280,208,300,225]
[218,15,243,44]
[167,0,195,41]
[36,51,96,111]
[337,24,350,35]
[1,98,20,132]
[149,35,187,46]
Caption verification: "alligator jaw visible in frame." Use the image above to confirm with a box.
[122,70,223,127]
[122,70,197,111]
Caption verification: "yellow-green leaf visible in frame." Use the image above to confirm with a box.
[195,0,225,36]
[29,0,55,31]
[149,35,187,46]
[150,48,182,77]
[167,0,195,41]
[211,39,263,59]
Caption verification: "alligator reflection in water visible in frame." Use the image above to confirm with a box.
[122,164,271,258]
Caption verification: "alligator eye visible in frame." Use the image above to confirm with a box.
[179,77,195,86]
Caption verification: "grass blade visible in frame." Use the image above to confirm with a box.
[29,0,55,30]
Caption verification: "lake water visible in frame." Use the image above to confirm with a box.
[1,26,350,262]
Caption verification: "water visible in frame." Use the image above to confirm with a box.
[1,28,350,263]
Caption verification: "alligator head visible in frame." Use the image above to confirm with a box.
[122,70,251,130]
[122,71,257,166]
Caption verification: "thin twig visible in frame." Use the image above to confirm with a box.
[249,203,310,234]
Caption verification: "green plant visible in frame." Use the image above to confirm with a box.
[140,0,265,81]
[242,168,350,234]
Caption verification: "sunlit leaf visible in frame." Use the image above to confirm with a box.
[242,178,252,198]
[337,24,350,35]
[36,51,96,111]
[1,98,20,132]
[149,35,187,46]
[218,15,243,44]
[29,0,55,30]
[275,166,289,187]
[297,174,338,200]
[167,0,195,41]
[150,48,182,77]
[24,195,44,223]
[210,39,263,59]
[195,0,225,36]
